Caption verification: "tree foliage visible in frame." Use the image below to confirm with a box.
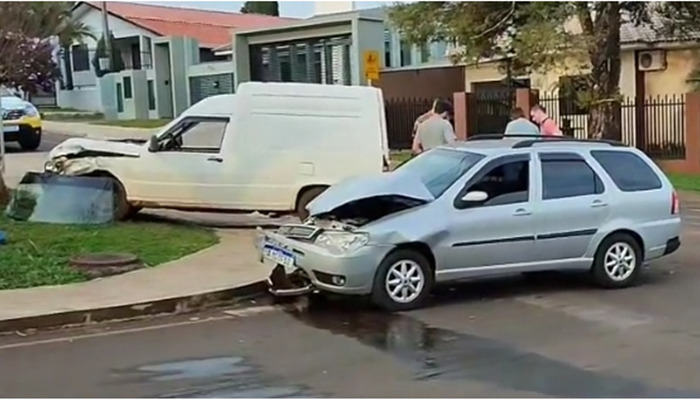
[388,1,659,140]
[240,1,280,16]
[0,2,94,93]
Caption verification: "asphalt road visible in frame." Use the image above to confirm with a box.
[3,130,71,154]
[1,217,700,398]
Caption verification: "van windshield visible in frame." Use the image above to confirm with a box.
[394,149,485,198]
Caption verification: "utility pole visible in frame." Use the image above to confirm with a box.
[0,90,5,174]
[101,1,112,71]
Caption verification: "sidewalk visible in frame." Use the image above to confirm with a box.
[0,230,268,329]
[43,120,158,141]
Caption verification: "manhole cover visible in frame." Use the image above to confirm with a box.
[70,253,143,279]
[70,253,140,268]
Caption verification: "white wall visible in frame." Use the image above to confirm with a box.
[56,87,102,112]
[314,1,355,16]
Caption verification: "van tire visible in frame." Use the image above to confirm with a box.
[19,129,41,151]
[296,186,328,221]
[591,233,643,289]
[111,178,133,221]
[371,249,434,312]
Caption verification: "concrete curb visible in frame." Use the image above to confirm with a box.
[0,281,268,334]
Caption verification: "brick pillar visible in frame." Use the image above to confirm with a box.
[515,88,539,113]
[685,92,700,172]
[453,92,471,141]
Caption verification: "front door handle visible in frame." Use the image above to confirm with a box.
[513,208,532,216]
[591,200,608,208]
[207,156,223,163]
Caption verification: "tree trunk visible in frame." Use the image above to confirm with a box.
[0,173,9,208]
[585,3,622,141]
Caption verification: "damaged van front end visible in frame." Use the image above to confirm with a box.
[256,173,435,297]
[44,138,142,176]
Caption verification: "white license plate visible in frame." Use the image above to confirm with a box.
[262,243,296,270]
[3,125,19,133]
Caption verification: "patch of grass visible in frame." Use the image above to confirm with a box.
[390,150,413,166]
[0,214,218,290]
[42,112,104,122]
[667,173,700,192]
[90,119,171,129]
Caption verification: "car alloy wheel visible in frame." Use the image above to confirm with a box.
[385,259,425,304]
[603,242,636,282]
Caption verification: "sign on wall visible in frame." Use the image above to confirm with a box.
[363,50,380,82]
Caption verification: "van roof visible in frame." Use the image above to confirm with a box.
[183,82,383,118]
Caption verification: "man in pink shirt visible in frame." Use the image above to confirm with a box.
[530,105,562,136]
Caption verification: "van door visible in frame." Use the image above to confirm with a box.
[132,116,230,208]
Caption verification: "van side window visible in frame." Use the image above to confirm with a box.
[591,150,663,192]
[540,153,604,200]
[159,117,228,153]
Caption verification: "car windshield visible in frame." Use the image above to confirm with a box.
[394,149,485,198]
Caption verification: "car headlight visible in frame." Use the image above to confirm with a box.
[315,231,369,255]
[24,104,38,117]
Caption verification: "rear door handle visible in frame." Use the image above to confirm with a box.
[513,208,532,216]
[207,156,223,163]
[591,200,608,208]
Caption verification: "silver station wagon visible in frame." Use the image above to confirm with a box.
[256,135,682,311]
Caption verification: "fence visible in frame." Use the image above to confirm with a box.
[539,93,686,160]
[385,97,435,150]
[468,91,516,135]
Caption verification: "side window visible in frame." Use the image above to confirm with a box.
[541,156,604,200]
[461,159,530,208]
[591,150,663,192]
[159,118,228,153]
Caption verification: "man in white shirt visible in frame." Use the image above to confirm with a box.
[504,107,540,136]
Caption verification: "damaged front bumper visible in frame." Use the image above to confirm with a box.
[255,228,392,297]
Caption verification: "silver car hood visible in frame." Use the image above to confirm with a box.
[307,172,435,216]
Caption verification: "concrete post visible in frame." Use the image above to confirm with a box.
[452,92,471,141]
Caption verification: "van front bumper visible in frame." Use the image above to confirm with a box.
[256,230,392,296]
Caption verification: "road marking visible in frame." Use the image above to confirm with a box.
[515,295,654,330]
[0,314,233,351]
[223,305,278,317]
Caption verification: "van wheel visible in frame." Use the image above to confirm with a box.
[111,178,133,221]
[591,233,643,289]
[296,186,328,221]
[371,249,434,312]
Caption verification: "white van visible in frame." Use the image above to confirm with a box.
[45,82,390,220]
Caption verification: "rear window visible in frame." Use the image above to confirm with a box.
[591,150,663,192]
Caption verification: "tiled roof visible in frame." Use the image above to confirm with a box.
[621,13,700,44]
[81,1,296,48]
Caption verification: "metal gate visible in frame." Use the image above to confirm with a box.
[249,35,352,85]
[189,73,235,105]
[468,79,530,135]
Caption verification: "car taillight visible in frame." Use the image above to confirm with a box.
[672,191,680,215]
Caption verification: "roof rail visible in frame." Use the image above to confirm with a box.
[467,133,543,141]
[512,137,627,149]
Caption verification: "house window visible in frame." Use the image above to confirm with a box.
[558,74,590,115]
[384,29,391,68]
[123,77,132,99]
[147,80,156,110]
[420,44,431,64]
[71,45,90,72]
[400,39,412,67]
[116,82,123,113]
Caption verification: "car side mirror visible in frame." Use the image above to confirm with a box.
[461,190,489,203]
[147,134,159,152]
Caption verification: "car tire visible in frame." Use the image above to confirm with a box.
[371,249,434,312]
[296,186,328,221]
[111,178,133,221]
[18,129,41,151]
[591,233,643,289]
